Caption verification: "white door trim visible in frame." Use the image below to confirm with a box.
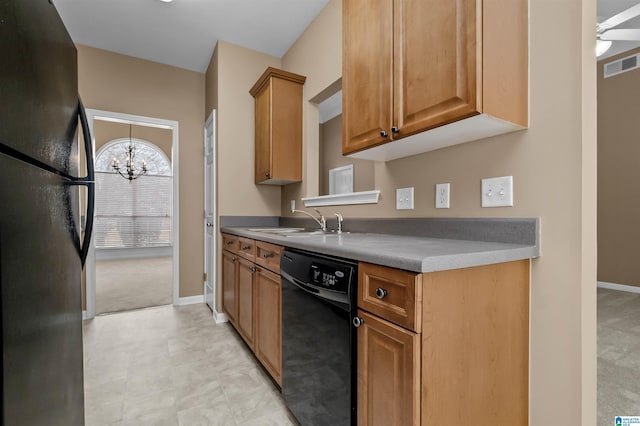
[204,110,224,320]
[84,109,180,319]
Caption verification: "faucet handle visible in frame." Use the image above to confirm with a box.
[313,208,327,230]
[334,213,344,234]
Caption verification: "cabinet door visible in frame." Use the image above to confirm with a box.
[222,250,238,325]
[342,0,393,154]
[357,310,420,426]
[237,257,255,349]
[255,268,282,385]
[394,0,480,136]
[254,83,271,184]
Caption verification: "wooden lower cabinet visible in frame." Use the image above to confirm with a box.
[220,234,282,385]
[221,249,237,325]
[254,268,282,385]
[357,310,420,426]
[236,257,255,349]
[357,259,530,426]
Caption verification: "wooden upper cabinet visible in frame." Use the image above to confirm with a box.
[342,0,393,154]
[342,0,528,160]
[250,67,306,185]
[394,0,479,136]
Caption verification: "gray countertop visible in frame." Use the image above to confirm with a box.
[221,227,539,273]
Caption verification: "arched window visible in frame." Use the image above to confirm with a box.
[94,139,172,249]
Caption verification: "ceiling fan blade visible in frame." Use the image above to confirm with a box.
[601,28,640,41]
[598,3,640,32]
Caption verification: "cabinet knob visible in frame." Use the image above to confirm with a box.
[262,252,271,259]
[225,240,233,245]
[375,288,388,299]
[352,316,365,328]
[380,130,389,138]
[391,126,400,134]
[232,256,237,261]
[265,171,271,178]
[241,245,250,250]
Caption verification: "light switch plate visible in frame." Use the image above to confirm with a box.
[396,187,414,210]
[435,183,450,208]
[481,176,513,207]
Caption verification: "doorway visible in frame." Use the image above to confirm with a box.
[84,110,180,318]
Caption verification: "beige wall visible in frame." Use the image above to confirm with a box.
[597,47,640,287]
[215,41,282,216]
[276,0,597,423]
[205,41,283,312]
[93,120,172,159]
[319,114,375,195]
[78,45,205,298]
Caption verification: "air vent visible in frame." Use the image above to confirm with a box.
[604,53,640,78]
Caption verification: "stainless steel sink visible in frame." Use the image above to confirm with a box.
[247,227,348,237]
[247,228,306,234]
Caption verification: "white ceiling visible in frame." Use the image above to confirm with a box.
[598,0,640,59]
[54,0,330,73]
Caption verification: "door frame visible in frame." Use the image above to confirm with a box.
[204,110,226,322]
[84,109,180,319]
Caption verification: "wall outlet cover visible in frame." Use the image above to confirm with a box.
[435,183,450,209]
[290,199,296,212]
[396,187,414,210]
[481,176,513,207]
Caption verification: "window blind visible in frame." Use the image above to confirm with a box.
[95,172,172,248]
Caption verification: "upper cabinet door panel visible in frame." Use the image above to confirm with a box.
[394,0,480,136]
[254,84,271,184]
[342,0,393,154]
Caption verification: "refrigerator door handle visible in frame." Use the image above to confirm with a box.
[67,98,95,267]
[80,182,95,267]
[77,97,95,183]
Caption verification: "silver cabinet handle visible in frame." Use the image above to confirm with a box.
[262,252,271,259]
[265,171,270,178]
[375,288,388,299]
[206,222,213,227]
[352,317,364,328]
[380,130,388,138]
[241,245,251,250]
[391,126,400,133]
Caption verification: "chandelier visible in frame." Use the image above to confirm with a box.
[112,124,148,182]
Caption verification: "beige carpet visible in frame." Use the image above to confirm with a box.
[96,257,172,314]
[598,287,640,424]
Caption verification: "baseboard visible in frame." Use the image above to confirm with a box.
[176,295,205,305]
[597,281,640,294]
[213,308,228,324]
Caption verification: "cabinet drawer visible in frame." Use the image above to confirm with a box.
[222,233,239,253]
[238,237,256,262]
[358,262,422,332]
[255,241,283,274]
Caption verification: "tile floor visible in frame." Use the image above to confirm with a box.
[83,304,298,425]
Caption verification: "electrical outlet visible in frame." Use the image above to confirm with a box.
[290,199,296,212]
[435,183,450,208]
[396,187,414,210]
[481,176,513,207]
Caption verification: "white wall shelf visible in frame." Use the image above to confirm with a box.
[301,190,380,207]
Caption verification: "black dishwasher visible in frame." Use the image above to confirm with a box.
[280,249,358,426]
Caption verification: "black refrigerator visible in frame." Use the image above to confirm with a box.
[0,0,95,424]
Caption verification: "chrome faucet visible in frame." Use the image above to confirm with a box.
[292,208,326,231]
[334,213,344,234]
